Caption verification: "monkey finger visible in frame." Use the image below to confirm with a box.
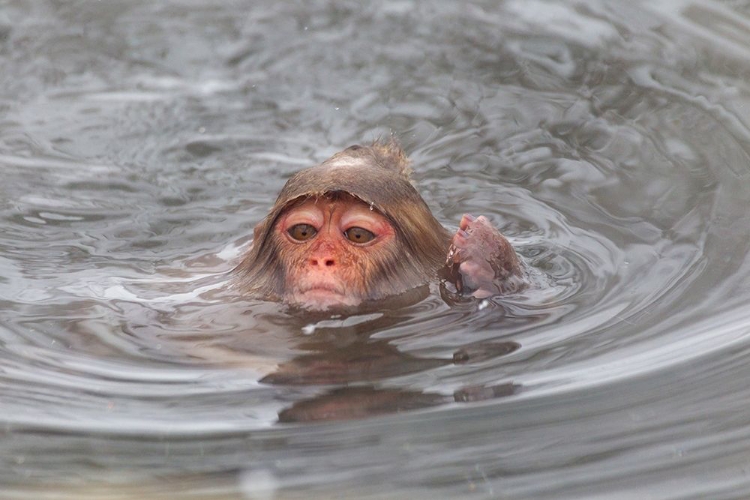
[459,214,476,231]
[451,229,470,249]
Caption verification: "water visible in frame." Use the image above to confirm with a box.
[2,0,750,498]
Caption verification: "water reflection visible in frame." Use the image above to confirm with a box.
[3,0,750,498]
[261,326,520,421]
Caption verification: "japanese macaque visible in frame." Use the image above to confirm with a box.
[234,140,525,311]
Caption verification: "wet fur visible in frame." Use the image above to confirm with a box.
[234,140,452,305]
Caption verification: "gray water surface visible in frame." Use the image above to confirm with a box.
[2,0,750,499]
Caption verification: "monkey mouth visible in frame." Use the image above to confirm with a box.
[299,282,346,295]
[290,282,360,310]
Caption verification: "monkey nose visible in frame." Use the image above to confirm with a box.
[309,256,336,268]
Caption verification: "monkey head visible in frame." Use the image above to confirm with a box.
[235,142,452,311]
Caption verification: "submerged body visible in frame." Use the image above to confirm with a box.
[235,141,524,310]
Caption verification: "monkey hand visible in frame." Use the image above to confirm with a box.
[445,214,525,298]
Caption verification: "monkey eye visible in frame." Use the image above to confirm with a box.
[344,226,376,244]
[288,223,318,241]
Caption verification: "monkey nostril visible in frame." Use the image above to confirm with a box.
[309,258,335,267]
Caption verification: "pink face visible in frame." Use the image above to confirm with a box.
[274,196,396,310]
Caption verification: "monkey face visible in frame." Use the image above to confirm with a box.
[273,194,398,310]
[235,142,454,309]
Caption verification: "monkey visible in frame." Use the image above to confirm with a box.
[234,140,525,311]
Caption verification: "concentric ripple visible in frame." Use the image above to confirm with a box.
[1,0,750,499]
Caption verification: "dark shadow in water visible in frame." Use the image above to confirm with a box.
[263,336,521,423]
[261,339,448,385]
[278,383,520,423]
